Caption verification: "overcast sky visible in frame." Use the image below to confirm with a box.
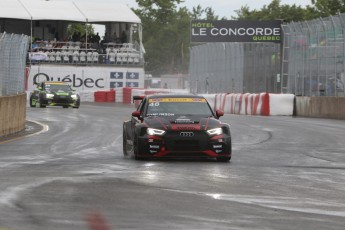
[115,0,312,18]
[92,0,313,35]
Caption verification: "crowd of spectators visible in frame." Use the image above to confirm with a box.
[29,30,141,65]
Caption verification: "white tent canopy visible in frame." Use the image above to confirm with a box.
[0,0,32,20]
[0,0,141,23]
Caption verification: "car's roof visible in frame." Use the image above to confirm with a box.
[146,94,205,99]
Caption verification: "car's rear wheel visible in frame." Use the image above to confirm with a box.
[216,156,231,162]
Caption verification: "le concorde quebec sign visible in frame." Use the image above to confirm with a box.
[191,20,282,43]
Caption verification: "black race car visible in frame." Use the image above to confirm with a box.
[29,81,80,108]
[123,94,232,162]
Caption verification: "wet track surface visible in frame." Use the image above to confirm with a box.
[1,102,345,230]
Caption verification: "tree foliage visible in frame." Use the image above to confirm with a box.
[311,0,345,17]
[67,23,94,38]
[233,0,318,22]
[132,0,340,77]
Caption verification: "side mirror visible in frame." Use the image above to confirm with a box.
[215,110,224,118]
[132,111,141,118]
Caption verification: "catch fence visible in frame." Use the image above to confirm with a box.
[0,32,30,96]
[189,14,345,96]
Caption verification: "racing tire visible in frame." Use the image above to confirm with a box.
[63,105,69,108]
[123,130,130,156]
[133,136,146,160]
[216,156,231,162]
[39,103,46,108]
[29,96,36,107]
[39,97,46,108]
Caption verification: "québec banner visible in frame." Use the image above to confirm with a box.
[191,20,282,43]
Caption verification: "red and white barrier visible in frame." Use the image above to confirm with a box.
[85,88,294,117]
[213,92,294,116]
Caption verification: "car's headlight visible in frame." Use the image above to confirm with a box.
[207,127,223,136]
[46,93,54,99]
[71,94,78,99]
[147,128,166,136]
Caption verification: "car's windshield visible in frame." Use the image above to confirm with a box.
[146,98,214,117]
[45,84,72,93]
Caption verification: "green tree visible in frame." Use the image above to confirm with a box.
[134,0,192,76]
[67,23,94,38]
[233,0,316,22]
[311,0,345,17]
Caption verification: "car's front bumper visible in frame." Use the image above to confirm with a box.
[43,96,79,107]
[136,132,231,159]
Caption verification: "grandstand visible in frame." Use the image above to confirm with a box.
[0,0,145,93]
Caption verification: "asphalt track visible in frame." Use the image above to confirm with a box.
[0,102,345,230]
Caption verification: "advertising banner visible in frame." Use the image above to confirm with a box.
[191,20,282,43]
[27,65,145,93]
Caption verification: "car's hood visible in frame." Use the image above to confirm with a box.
[143,115,221,131]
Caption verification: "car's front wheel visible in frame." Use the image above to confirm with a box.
[133,136,145,160]
[29,96,36,107]
[123,130,132,156]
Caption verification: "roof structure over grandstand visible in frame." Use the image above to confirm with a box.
[0,0,141,24]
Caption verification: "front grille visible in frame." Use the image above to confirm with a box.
[173,140,200,151]
[164,131,209,152]
[53,96,71,104]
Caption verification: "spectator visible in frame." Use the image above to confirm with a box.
[94,32,101,44]
[120,30,127,43]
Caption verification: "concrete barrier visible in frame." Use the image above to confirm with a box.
[296,96,345,120]
[0,93,26,137]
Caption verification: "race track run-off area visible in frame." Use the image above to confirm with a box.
[0,102,345,230]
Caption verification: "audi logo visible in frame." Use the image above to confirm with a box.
[180,132,194,137]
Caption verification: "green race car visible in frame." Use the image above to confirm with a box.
[29,81,80,108]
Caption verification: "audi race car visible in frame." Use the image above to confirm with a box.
[29,81,80,108]
[123,94,232,162]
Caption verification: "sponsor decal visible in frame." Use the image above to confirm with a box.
[174,119,195,124]
[213,145,222,148]
[149,145,160,149]
[147,113,175,117]
[173,126,198,130]
[148,98,207,103]
[191,20,282,43]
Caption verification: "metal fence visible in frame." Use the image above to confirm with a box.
[189,42,280,94]
[0,32,30,96]
[282,15,345,96]
[189,14,345,96]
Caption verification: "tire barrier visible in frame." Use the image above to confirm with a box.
[94,91,107,102]
[94,90,116,102]
[122,87,134,104]
[106,90,116,102]
[211,93,294,116]
[90,89,294,117]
